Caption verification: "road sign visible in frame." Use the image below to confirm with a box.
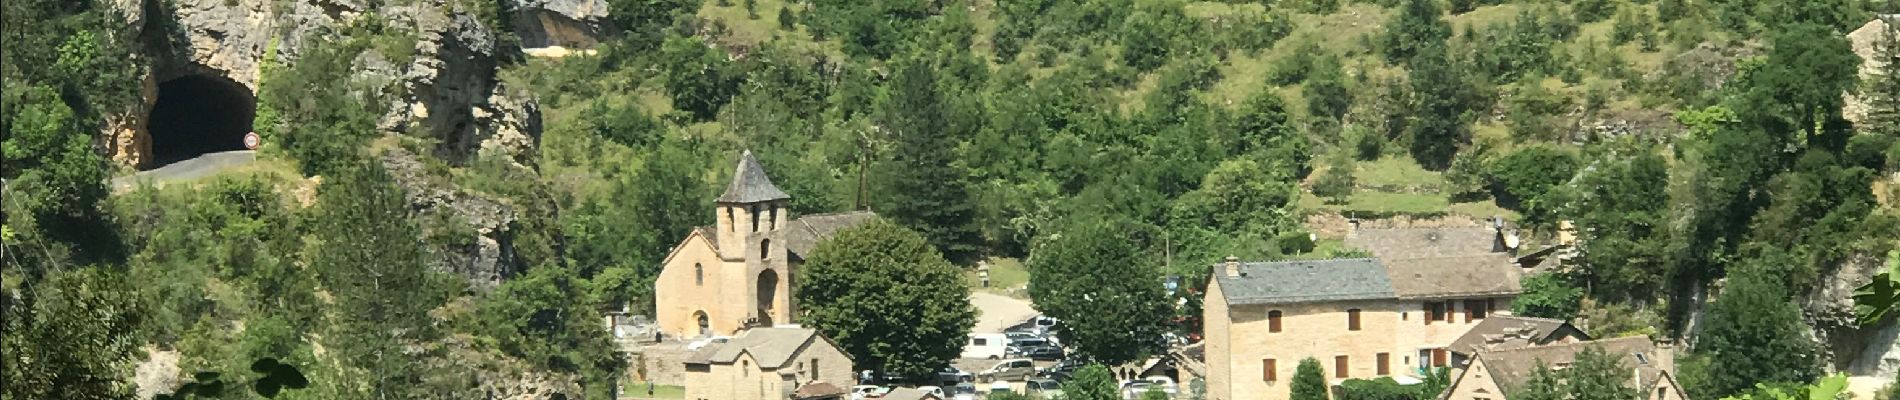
[243,132,260,150]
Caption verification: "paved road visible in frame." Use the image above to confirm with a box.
[112,150,256,191]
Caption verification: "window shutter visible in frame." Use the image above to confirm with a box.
[1264,359,1277,381]
[1348,309,1362,331]
[1335,356,1349,378]
[1424,303,1433,325]
[1269,310,1283,333]
[1465,300,1474,323]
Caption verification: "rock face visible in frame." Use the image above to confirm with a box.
[1846,16,1896,126]
[1805,251,1900,377]
[106,0,541,168]
[512,0,610,49]
[381,149,520,290]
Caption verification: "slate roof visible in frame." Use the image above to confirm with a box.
[1214,255,1523,305]
[1214,259,1396,305]
[1346,227,1504,259]
[688,327,822,369]
[1478,337,1669,396]
[1448,315,1588,355]
[695,211,877,258]
[1384,254,1523,299]
[716,150,791,203]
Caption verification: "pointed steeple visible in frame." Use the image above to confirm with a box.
[716,150,791,203]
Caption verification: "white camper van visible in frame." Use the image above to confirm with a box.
[962,333,1008,359]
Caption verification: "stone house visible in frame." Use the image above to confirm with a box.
[1446,315,1591,367]
[1441,336,1687,400]
[682,327,856,400]
[1202,248,1524,399]
[653,151,875,338]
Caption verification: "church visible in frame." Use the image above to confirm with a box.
[653,151,876,339]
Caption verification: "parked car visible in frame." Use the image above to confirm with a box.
[988,381,1014,396]
[1031,315,1059,334]
[1007,336,1050,349]
[918,386,946,398]
[1010,344,1064,361]
[952,382,979,400]
[962,333,1009,360]
[1119,380,1178,399]
[1025,378,1064,399]
[1037,358,1083,381]
[977,359,1036,382]
[936,367,973,386]
[685,336,732,351]
[850,385,888,400]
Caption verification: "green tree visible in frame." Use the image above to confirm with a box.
[1568,346,1642,400]
[1313,151,1356,204]
[797,219,976,382]
[1169,159,1300,237]
[660,35,742,121]
[1306,54,1352,120]
[1514,273,1584,319]
[1570,148,1671,297]
[1,268,145,400]
[1865,20,1900,138]
[875,58,982,261]
[1292,358,1328,400]
[1230,90,1309,175]
[1518,361,1566,400]
[1485,145,1579,224]
[1061,364,1120,400]
[1697,261,1823,398]
[1736,24,1860,149]
[308,162,450,398]
[256,34,382,177]
[1381,0,1451,64]
[1406,41,1472,170]
[1028,217,1173,365]
[606,0,701,50]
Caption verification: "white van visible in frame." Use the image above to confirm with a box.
[962,333,1008,359]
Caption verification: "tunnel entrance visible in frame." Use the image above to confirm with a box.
[144,74,256,169]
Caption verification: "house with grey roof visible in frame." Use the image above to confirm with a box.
[1447,315,1591,365]
[683,327,856,400]
[1202,252,1524,400]
[1441,336,1687,400]
[655,151,877,338]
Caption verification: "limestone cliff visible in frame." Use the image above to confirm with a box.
[108,0,543,169]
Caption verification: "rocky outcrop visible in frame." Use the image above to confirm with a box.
[1805,251,1900,377]
[512,0,610,49]
[381,149,520,290]
[105,0,541,168]
[1846,15,1897,126]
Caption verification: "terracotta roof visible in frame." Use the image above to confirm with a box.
[1346,227,1505,259]
[794,381,848,399]
[1383,254,1523,299]
[1448,315,1589,355]
[1215,259,1396,305]
[1213,255,1521,305]
[689,327,822,369]
[881,388,942,400]
[717,150,791,203]
[1477,337,1670,396]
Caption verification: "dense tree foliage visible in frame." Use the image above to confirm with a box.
[875,58,984,261]
[797,219,977,382]
[1291,358,1328,400]
[1060,364,1120,400]
[1516,346,1638,400]
[1694,262,1823,398]
[1027,217,1173,365]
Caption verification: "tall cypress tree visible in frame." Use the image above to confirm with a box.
[1866,18,1900,138]
[874,58,981,262]
[309,162,448,398]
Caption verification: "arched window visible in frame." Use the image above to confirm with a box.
[695,311,710,337]
[1348,309,1362,331]
[695,263,704,286]
[761,239,772,260]
[769,205,778,230]
[726,207,735,232]
[751,204,761,232]
[1268,310,1283,333]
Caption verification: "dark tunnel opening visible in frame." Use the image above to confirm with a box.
[145,74,256,170]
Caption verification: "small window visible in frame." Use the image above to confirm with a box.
[1263,359,1277,382]
[695,263,704,286]
[1427,302,1448,323]
[770,206,779,230]
[1633,352,1650,365]
[1268,310,1283,333]
[1335,356,1349,378]
[727,207,736,232]
[974,338,988,346]
[751,204,761,232]
[761,239,772,260]
[1467,299,1488,322]
[1376,353,1390,376]
[1347,309,1362,331]
[812,358,820,378]
[1658,387,1668,399]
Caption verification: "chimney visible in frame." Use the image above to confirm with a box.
[1224,256,1242,277]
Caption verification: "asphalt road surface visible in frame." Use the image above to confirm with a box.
[112,150,256,191]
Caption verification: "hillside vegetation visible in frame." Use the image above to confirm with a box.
[5,0,1900,397]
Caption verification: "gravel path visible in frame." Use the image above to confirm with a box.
[971,292,1037,334]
